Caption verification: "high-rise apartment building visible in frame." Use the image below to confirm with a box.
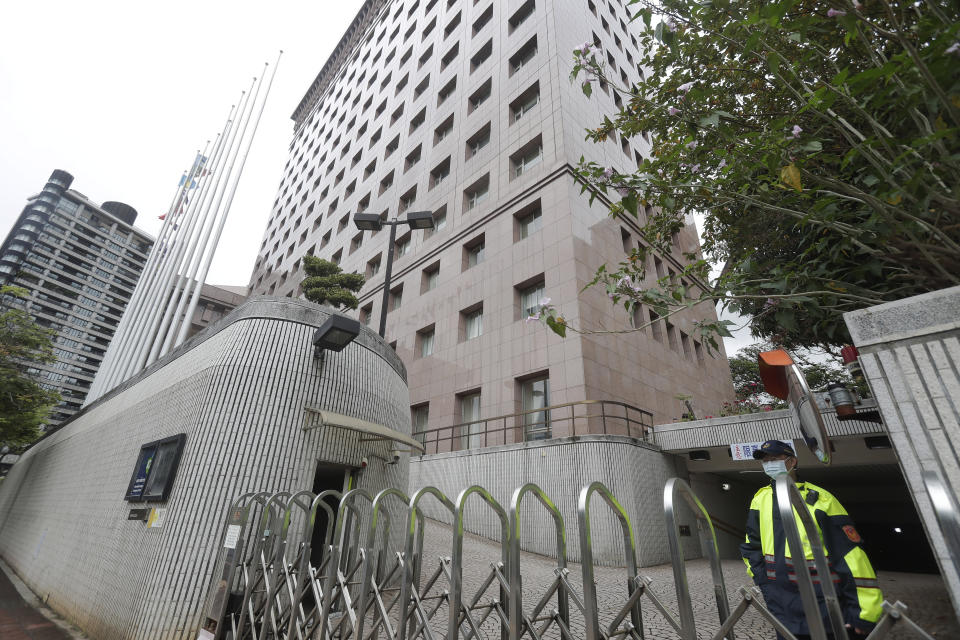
[0,170,153,427]
[247,0,734,430]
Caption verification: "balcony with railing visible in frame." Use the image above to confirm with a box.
[412,399,654,455]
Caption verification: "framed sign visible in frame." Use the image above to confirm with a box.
[124,434,186,502]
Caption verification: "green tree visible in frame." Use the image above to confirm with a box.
[567,0,959,353]
[0,286,59,452]
[300,256,366,310]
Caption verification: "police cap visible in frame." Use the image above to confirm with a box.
[753,440,796,459]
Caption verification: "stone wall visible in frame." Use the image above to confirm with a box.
[845,285,960,616]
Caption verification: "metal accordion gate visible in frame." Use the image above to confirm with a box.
[196,476,938,640]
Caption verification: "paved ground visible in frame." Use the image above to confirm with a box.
[414,520,959,639]
[0,561,80,639]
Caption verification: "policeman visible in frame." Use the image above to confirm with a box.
[739,440,883,639]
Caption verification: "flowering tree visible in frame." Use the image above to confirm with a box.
[561,0,959,353]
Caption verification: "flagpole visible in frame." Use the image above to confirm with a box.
[87,151,198,402]
[176,52,282,347]
[149,124,234,360]
[107,146,211,389]
[128,76,258,374]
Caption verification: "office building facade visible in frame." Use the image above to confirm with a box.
[0,170,153,427]
[247,0,735,431]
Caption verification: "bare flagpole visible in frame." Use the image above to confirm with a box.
[121,87,253,379]
[176,52,283,347]
[107,146,211,389]
[87,150,201,402]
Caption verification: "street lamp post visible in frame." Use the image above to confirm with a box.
[354,210,434,338]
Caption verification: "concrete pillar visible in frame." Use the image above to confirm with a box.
[844,286,960,617]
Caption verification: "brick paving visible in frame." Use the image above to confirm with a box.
[0,564,76,640]
[415,520,959,639]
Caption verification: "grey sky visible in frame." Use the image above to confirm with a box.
[0,0,753,355]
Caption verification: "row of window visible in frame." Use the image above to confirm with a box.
[411,373,551,446]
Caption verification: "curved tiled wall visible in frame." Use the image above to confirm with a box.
[0,298,411,640]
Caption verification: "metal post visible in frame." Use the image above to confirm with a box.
[378,221,398,338]
[774,475,847,640]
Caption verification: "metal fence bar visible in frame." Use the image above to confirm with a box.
[198,479,939,640]
[774,475,847,640]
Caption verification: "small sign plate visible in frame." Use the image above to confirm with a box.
[148,508,168,528]
[224,524,242,549]
[128,508,150,521]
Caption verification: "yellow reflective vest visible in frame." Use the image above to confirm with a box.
[740,481,883,635]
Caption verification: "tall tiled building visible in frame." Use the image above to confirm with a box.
[247,0,735,431]
[0,170,153,428]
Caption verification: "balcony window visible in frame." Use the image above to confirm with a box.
[459,391,482,449]
[521,375,550,440]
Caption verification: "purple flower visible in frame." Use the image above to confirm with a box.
[717,159,727,169]
[603,167,614,179]
[580,42,591,55]
[686,140,698,150]
[664,18,676,32]
[668,106,680,116]
[677,81,694,94]
[539,297,552,307]
[947,42,960,56]
[690,163,701,174]
[617,187,631,197]
[827,9,846,17]
[852,0,862,7]
[791,124,803,139]
[525,313,540,323]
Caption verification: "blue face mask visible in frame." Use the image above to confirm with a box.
[762,459,790,478]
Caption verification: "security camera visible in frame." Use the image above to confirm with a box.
[360,457,368,468]
[388,449,401,464]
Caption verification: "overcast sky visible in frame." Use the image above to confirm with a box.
[0,0,753,355]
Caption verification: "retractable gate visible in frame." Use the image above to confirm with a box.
[198,476,937,640]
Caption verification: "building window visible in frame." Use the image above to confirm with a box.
[399,187,417,214]
[472,4,493,34]
[441,43,459,71]
[430,157,451,189]
[417,325,435,357]
[466,123,492,159]
[459,391,483,449]
[366,254,381,278]
[520,374,550,441]
[510,82,540,122]
[649,310,664,343]
[666,321,679,352]
[435,115,455,144]
[470,39,493,71]
[511,136,543,178]
[464,175,490,210]
[517,278,545,319]
[405,145,422,172]
[462,304,483,340]
[350,232,363,254]
[359,302,373,325]
[395,232,412,257]
[432,206,447,232]
[468,79,492,112]
[516,203,543,240]
[509,36,538,75]
[412,403,430,444]
[390,284,404,310]
[422,262,440,292]
[508,0,535,32]
[464,235,485,269]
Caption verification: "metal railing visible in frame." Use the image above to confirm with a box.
[197,476,937,640]
[412,399,654,455]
